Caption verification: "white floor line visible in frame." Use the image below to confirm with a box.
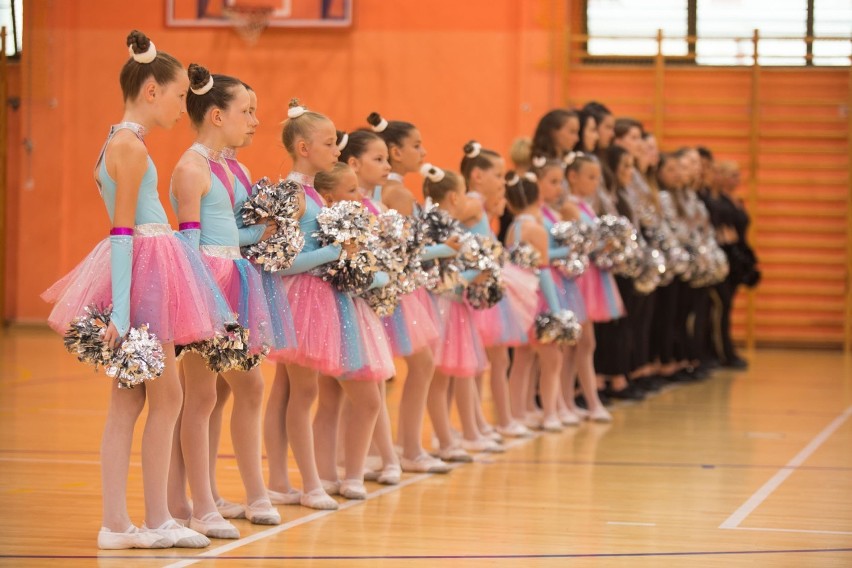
[719,405,852,530]
[731,526,852,536]
[162,431,547,568]
[607,521,657,527]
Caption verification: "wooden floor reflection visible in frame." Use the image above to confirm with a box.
[1,326,850,567]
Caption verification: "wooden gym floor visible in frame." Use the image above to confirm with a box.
[0,326,850,567]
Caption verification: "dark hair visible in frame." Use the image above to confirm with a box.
[614,117,644,140]
[504,171,538,213]
[186,63,245,127]
[314,162,353,194]
[575,110,597,152]
[367,112,417,164]
[532,109,578,159]
[282,98,331,157]
[339,129,384,163]
[459,140,501,186]
[582,101,613,126]
[422,167,462,202]
[119,30,183,102]
[241,81,253,92]
[604,145,634,218]
[696,146,714,161]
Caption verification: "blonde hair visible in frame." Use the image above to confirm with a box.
[314,162,353,194]
[281,98,331,157]
[509,137,532,171]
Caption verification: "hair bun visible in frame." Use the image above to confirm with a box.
[188,63,214,95]
[505,171,521,187]
[563,151,579,166]
[126,30,156,64]
[419,163,445,183]
[523,171,538,183]
[336,130,349,151]
[367,112,388,133]
[287,98,308,119]
[531,155,547,169]
[464,140,482,159]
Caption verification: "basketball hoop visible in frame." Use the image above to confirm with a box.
[223,4,274,46]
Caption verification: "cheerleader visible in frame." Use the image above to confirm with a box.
[504,171,570,431]
[42,31,215,549]
[368,112,456,470]
[168,65,281,538]
[309,161,394,499]
[338,129,404,484]
[265,100,393,509]
[420,164,494,456]
[460,141,537,438]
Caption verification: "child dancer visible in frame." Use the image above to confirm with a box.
[421,164,494,455]
[339,129,404,484]
[368,112,456,470]
[310,161,394,499]
[531,109,581,161]
[42,31,214,549]
[168,64,281,538]
[563,154,617,422]
[265,100,393,509]
[206,82,297,516]
[460,141,537,438]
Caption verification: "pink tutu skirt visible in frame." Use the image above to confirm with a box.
[42,224,230,346]
[431,293,488,377]
[201,247,281,354]
[576,265,625,322]
[269,273,394,381]
[472,263,538,347]
[257,269,297,351]
[382,287,440,357]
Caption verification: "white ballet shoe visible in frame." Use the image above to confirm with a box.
[267,488,302,505]
[97,525,171,550]
[460,437,504,453]
[320,479,340,496]
[479,426,503,443]
[215,498,245,519]
[589,407,613,423]
[523,413,543,430]
[400,453,451,473]
[433,445,473,463]
[339,479,368,500]
[363,455,383,481]
[143,519,210,548]
[300,489,339,510]
[572,406,590,419]
[245,499,281,525]
[377,463,402,485]
[542,417,564,432]
[558,409,581,426]
[189,512,240,540]
[496,422,533,438]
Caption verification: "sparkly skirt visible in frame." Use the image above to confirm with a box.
[431,292,488,378]
[201,245,290,354]
[269,273,394,381]
[382,288,440,357]
[472,263,538,348]
[576,265,625,322]
[42,224,230,345]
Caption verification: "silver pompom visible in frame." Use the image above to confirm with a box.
[313,200,380,294]
[535,310,582,345]
[592,215,642,275]
[63,305,165,389]
[362,210,413,316]
[418,202,465,294]
[459,234,505,310]
[182,319,259,373]
[508,243,541,273]
[550,220,594,278]
[240,178,305,272]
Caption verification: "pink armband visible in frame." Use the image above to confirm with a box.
[179,222,201,231]
[110,227,134,236]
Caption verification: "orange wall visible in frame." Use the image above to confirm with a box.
[7,0,570,321]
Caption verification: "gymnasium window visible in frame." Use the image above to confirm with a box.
[0,0,22,58]
[584,0,852,66]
